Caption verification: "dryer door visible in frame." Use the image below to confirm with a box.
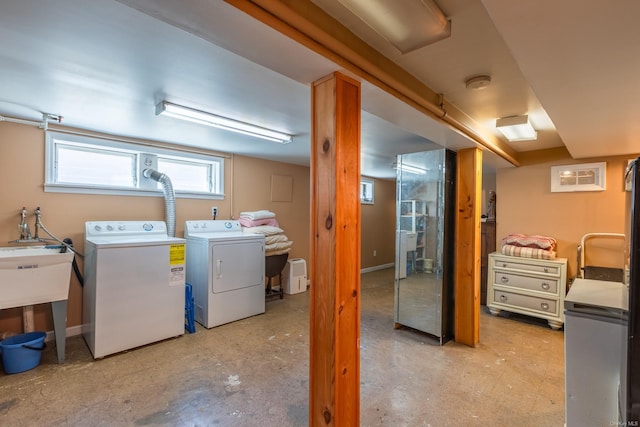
[211,240,264,293]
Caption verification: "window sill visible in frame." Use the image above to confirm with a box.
[44,183,224,200]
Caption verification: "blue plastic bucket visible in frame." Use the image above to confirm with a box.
[0,331,47,374]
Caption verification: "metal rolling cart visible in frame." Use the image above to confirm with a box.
[576,232,625,282]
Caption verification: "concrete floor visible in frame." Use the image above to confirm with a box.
[0,268,565,426]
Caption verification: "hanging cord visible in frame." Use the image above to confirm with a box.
[38,220,85,286]
[61,238,84,287]
[38,221,84,258]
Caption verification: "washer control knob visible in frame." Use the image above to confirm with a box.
[106,225,114,231]
[118,225,125,230]
[94,225,102,232]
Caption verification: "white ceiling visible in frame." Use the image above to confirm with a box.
[0,0,638,180]
[481,0,640,159]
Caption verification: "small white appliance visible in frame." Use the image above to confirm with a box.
[283,258,307,294]
[83,221,186,359]
[185,220,265,328]
[564,278,628,426]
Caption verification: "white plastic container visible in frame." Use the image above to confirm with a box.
[283,258,307,295]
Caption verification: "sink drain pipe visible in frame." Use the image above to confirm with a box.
[143,168,176,237]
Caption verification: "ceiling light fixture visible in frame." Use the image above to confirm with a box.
[156,101,293,144]
[465,75,491,90]
[495,115,537,141]
[336,0,451,53]
[392,162,427,175]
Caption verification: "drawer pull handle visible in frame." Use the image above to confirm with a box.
[544,267,549,273]
[541,282,550,290]
[500,276,509,283]
[502,263,507,267]
[541,302,549,310]
[499,295,507,302]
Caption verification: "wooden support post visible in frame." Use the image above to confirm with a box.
[22,305,34,332]
[454,148,482,347]
[310,71,361,426]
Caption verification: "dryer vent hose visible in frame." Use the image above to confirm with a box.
[143,168,176,237]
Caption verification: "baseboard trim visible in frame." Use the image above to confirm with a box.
[45,324,83,342]
[360,263,394,274]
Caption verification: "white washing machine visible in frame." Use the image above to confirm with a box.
[185,220,265,328]
[83,221,186,358]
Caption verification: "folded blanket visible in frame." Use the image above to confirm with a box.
[501,234,557,251]
[266,240,293,252]
[501,244,557,260]
[239,217,279,228]
[240,210,276,220]
[265,234,289,245]
[242,225,284,236]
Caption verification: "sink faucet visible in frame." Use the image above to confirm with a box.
[19,207,32,240]
[33,206,41,239]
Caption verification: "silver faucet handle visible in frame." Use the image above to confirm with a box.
[18,207,29,240]
[33,207,41,238]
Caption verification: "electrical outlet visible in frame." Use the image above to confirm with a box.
[211,206,218,217]
[373,250,377,256]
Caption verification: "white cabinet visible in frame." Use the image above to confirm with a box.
[564,279,628,426]
[487,252,567,330]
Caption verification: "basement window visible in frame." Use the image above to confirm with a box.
[550,162,606,192]
[157,157,215,193]
[45,131,224,199]
[55,143,136,188]
[361,178,374,204]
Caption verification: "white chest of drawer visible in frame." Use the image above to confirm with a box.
[487,252,567,330]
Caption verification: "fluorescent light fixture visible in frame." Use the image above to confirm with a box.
[156,101,293,144]
[393,162,426,175]
[337,0,451,53]
[495,115,537,141]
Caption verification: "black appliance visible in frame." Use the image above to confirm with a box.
[625,157,640,424]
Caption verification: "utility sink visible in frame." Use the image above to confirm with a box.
[0,246,74,310]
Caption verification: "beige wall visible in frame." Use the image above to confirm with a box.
[11,115,632,335]
[0,121,399,335]
[496,148,637,279]
[360,177,396,269]
[0,122,311,333]
[230,155,310,260]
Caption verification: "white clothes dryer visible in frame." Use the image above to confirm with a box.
[185,220,265,328]
[83,221,186,358]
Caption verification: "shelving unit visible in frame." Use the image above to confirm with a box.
[399,199,427,272]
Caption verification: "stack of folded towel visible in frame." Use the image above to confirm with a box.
[500,233,557,260]
[238,210,279,227]
[240,210,293,256]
